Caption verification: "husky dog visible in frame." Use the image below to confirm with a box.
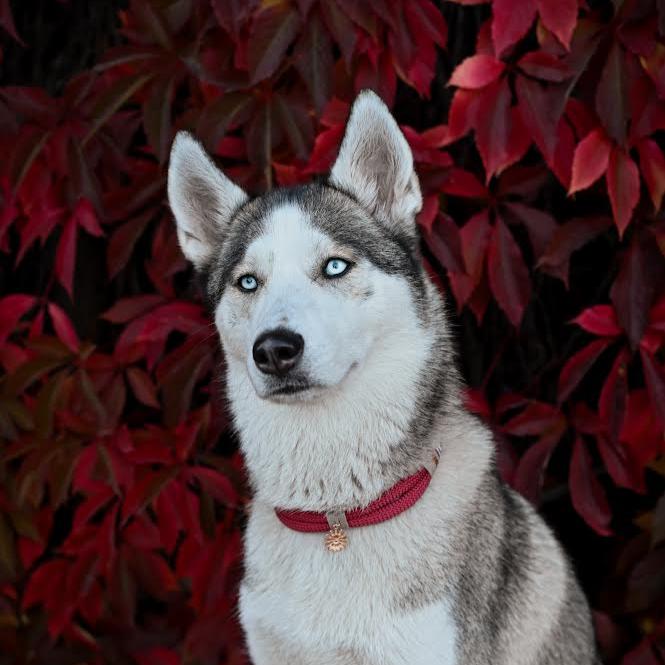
[167,90,598,664]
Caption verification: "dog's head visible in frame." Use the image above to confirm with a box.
[168,91,432,406]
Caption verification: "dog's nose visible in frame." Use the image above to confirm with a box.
[252,329,304,376]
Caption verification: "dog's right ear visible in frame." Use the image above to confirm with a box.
[167,132,248,270]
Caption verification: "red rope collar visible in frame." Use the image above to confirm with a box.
[275,465,434,534]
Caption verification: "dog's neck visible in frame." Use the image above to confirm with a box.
[226,300,457,512]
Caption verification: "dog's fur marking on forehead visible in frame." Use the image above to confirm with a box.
[205,183,424,303]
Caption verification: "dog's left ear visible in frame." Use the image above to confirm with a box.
[168,132,248,270]
[330,90,422,235]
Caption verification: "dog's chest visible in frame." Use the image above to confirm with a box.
[240,505,459,664]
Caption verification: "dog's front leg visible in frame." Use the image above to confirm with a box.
[244,619,366,665]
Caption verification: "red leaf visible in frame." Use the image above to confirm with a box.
[487,216,531,327]
[558,339,612,403]
[0,0,22,43]
[611,234,663,348]
[72,198,103,237]
[492,0,537,57]
[515,77,569,165]
[641,41,665,98]
[121,467,179,522]
[475,80,531,179]
[354,51,397,107]
[502,202,556,258]
[54,217,77,298]
[190,467,238,505]
[0,294,35,347]
[126,367,160,408]
[123,515,162,550]
[538,216,612,287]
[134,648,180,665]
[320,1,357,66]
[595,41,629,146]
[513,432,560,504]
[107,210,153,279]
[640,349,665,428]
[102,294,164,323]
[572,305,622,337]
[449,211,491,309]
[293,10,333,113]
[464,388,491,418]
[440,168,488,198]
[307,124,344,173]
[405,0,447,48]
[569,437,612,536]
[536,0,577,50]
[638,138,665,211]
[449,54,505,89]
[606,148,639,237]
[502,401,563,436]
[333,0,377,35]
[569,129,612,194]
[620,389,664,469]
[143,74,176,166]
[596,433,645,493]
[553,120,580,191]
[247,4,300,84]
[211,0,258,40]
[447,88,483,140]
[599,349,630,442]
[461,210,492,283]
[517,51,572,81]
[47,303,80,353]
[424,214,464,273]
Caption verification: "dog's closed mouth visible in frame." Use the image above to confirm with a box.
[268,383,313,397]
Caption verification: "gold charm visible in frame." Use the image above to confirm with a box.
[324,523,348,552]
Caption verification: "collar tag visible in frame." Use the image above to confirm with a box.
[324,511,349,552]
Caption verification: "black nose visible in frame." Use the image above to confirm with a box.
[252,329,304,376]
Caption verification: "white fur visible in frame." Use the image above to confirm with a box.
[168,132,248,268]
[330,91,422,232]
[239,411,495,665]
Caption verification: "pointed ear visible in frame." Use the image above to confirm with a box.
[167,131,248,270]
[330,90,422,234]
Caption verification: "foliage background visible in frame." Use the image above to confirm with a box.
[1,0,665,663]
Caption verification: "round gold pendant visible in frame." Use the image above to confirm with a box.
[324,524,348,552]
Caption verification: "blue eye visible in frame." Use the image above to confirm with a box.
[324,258,350,278]
[238,274,258,292]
